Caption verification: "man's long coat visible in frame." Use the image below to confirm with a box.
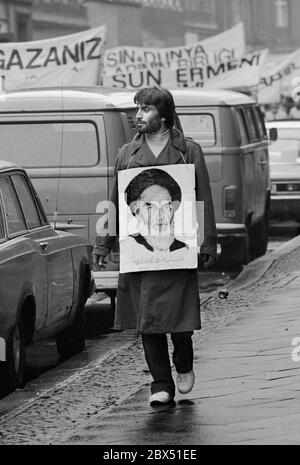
[94,128,217,333]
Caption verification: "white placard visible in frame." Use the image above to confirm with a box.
[118,164,200,273]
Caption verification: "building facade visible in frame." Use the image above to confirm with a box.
[141,0,183,47]
[85,0,142,48]
[0,0,299,57]
[225,0,300,54]
[0,0,33,42]
[0,0,88,42]
[32,0,88,40]
[84,0,300,54]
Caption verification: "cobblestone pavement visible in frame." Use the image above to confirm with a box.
[1,241,300,444]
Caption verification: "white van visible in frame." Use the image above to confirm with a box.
[0,87,137,302]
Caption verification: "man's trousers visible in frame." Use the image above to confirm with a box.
[141,331,194,396]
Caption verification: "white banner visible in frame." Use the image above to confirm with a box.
[103,48,268,90]
[258,49,300,104]
[103,22,245,82]
[0,25,106,91]
[203,49,269,90]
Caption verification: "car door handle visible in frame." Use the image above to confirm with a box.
[259,160,267,165]
[39,241,49,251]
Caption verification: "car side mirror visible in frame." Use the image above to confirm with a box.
[269,127,278,142]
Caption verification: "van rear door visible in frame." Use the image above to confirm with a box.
[241,106,269,223]
[176,107,226,230]
[176,107,222,182]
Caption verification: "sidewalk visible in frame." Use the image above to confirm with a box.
[66,235,300,445]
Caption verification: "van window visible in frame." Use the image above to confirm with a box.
[254,106,266,139]
[244,107,260,142]
[177,114,216,146]
[0,204,5,239]
[235,108,249,145]
[0,121,99,168]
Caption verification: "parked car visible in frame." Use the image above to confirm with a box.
[0,161,93,396]
[266,120,300,222]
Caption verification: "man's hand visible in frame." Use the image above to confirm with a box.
[199,253,216,270]
[92,254,107,271]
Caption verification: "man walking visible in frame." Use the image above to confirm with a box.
[93,87,217,405]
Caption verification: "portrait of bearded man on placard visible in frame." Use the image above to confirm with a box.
[125,168,188,253]
[118,164,199,273]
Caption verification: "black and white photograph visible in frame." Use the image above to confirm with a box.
[118,164,199,272]
[0,0,299,453]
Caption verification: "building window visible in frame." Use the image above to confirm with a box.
[248,0,267,42]
[16,13,31,42]
[199,0,216,13]
[142,0,182,9]
[183,0,217,27]
[275,0,289,28]
[183,0,200,11]
[183,0,216,13]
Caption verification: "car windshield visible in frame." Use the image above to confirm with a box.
[269,138,300,164]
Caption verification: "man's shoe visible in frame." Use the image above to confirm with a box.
[149,391,173,405]
[176,370,195,394]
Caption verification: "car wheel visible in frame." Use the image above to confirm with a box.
[249,217,269,259]
[0,316,26,396]
[56,279,86,361]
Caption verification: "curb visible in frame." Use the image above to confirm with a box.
[217,234,300,298]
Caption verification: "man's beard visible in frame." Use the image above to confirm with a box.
[137,115,163,134]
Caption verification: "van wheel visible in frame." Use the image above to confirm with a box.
[0,316,26,396]
[249,217,268,259]
[56,280,86,361]
[219,235,250,266]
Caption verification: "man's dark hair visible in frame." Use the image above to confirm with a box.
[125,168,181,214]
[134,87,175,129]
